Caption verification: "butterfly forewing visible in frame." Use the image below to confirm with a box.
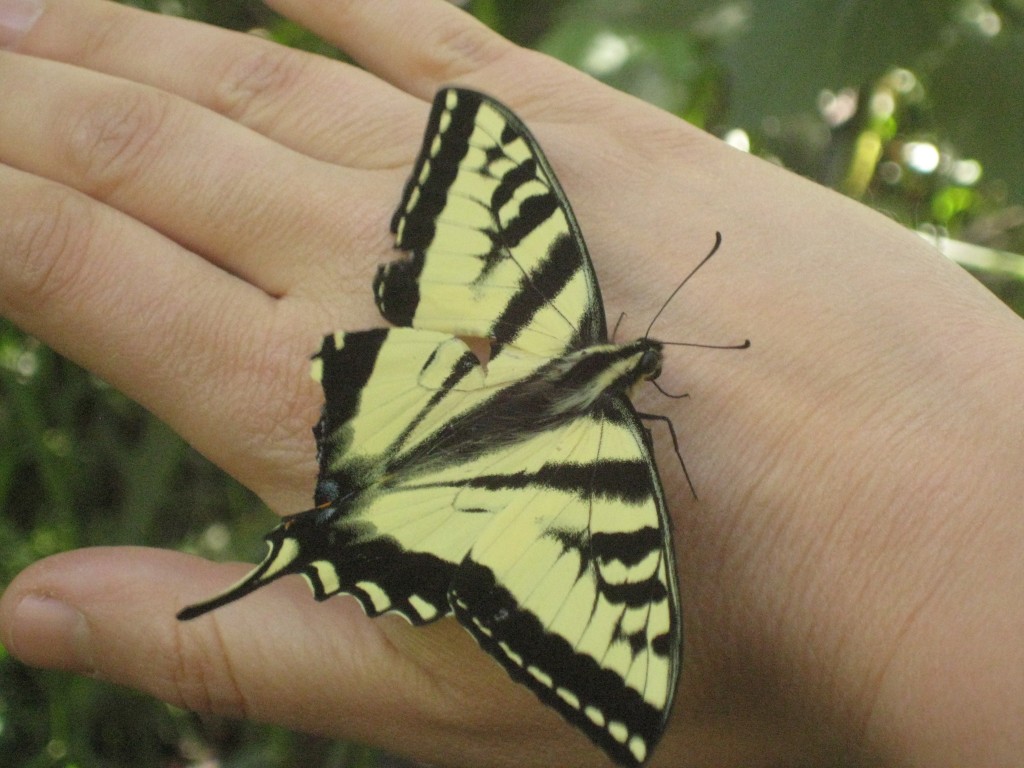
[379,89,606,357]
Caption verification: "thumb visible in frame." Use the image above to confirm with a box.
[0,547,401,730]
[0,546,579,765]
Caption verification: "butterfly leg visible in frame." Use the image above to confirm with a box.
[637,411,696,499]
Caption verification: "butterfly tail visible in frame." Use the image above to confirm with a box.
[177,512,318,621]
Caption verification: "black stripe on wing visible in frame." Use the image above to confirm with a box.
[311,331,381,500]
[388,91,476,256]
[458,458,655,506]
[378,90,476,329]
[489,227,594,354]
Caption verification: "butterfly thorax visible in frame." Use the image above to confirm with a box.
[534,338,664,417]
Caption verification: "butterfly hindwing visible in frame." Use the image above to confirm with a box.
[449,399,678,766]
[377,88,606,357]
[177,327,498,624]
[305,328,494,623]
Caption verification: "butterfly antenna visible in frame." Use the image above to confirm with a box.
[662,338,752,350]
[611,311,627,341]
[645,231,723,339]
[647,231,751,350]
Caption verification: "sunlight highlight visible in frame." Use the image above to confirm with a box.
[902,141,941,174]
[582,32,635,76]
[723,128,750,152]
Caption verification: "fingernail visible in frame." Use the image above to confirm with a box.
[11,595,95,674]
[0,0,43,50]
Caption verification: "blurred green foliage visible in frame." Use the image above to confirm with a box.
[2,1,1022,766]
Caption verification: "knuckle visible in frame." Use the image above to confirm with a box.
[418,18,511,81]
[63,87,175,198]
[211,45,307,126]
[170,615,251,719]
[231,327,315,453]
[1,185,98,315]
[185,313,317,501]
[75,4,131,68]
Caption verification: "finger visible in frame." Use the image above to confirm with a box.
[284,0,614,125]
[0,164,319,507]
[267,0,530,99]
[0,52,392,298]
[0,548,401,742]
[15,0,426,168]
[0,547,591,767]
[250,0,655,274]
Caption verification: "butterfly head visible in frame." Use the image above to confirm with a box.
[637,341,664,382]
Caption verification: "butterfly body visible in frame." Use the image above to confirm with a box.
[180,89,682,766]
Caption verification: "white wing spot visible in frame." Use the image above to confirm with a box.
[467,615,493,638]
[527,665,553,688]
[628,735,648,764]
[309,357,324,383]
[355,580,391,613]
[608,720,628,745]
[408,594,438,621]
[498,641,524,667]
[584,706,605,728]
[309,560,340,594]
[556,687,581,710]
[263,538,299,579]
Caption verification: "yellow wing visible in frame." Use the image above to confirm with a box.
[377,88,607,358]
[449,400,678,767]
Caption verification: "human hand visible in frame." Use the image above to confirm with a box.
[1,1,1020,766]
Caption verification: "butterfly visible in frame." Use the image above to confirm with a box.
[180,88,686,766]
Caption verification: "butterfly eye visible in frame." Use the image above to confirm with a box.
[638,347,663,380]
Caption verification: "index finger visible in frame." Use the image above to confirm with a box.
[13,0,429,169]
[267,0,587,109]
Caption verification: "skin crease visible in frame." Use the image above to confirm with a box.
[0,0,1022,766]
